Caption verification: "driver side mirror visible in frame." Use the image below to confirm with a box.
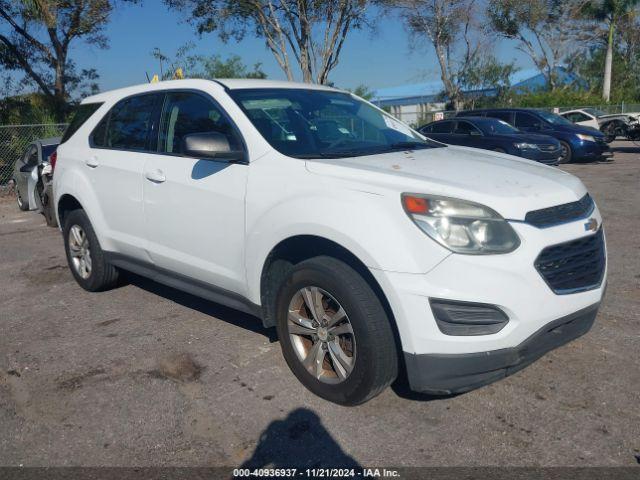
[182,132,245,163]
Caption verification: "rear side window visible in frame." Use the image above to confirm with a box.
[431,121,454,133]
[105,94,158,151]
[486,111,513,123]
[60,103,103,143]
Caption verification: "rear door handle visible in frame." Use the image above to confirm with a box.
[145,169,166,183]
[85,156,99,168]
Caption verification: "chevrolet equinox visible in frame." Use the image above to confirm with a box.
[53,79,607,405]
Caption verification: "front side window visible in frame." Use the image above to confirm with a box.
[25,146,38,166]
[158,92,241,154]
[454,121,481,135]
[104,94,158,151]
[229,88,442,159]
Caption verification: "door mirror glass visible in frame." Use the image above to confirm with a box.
[182,132,245,162]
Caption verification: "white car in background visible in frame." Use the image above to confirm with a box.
[53,79,606,405]
[561,108,640,142]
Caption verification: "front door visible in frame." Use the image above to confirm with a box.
[143,90,249,295]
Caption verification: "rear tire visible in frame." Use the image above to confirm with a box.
[275,256,398,405]
[558,141,572,164]
[63,209,119,291]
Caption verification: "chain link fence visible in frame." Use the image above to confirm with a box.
[0,124,68,185]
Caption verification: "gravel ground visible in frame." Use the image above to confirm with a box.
[0,142,638,468]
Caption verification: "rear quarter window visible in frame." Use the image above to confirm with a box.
[61,103,104,143]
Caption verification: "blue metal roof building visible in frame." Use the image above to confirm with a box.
[371,67,577,107]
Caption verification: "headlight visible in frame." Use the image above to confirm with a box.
[514,142,536,150]
[401,194,520,254]
[576,133,595,142]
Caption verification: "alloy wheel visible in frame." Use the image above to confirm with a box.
[68,225,92,279]
[287,286,356,384]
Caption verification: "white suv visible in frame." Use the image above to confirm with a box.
[54,79,606,405]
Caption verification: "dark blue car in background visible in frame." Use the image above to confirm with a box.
[419,116,562,165]
[455,108,611,163]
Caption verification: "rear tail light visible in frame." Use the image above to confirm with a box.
[49,151,57,172]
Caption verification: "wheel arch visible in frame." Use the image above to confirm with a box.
[258,235,398,335]
[57,193,84,227]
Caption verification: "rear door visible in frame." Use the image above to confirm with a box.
[88,92,163,259]
[142,90,249,295]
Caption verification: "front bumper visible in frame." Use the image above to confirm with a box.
[519,148,561,165]
[403,303,599,394]
[572,140,610,161]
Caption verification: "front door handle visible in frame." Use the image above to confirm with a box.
[85,156,99,168]
[145,169,166,183]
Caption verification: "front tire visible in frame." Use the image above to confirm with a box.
[275,256,398,405]
[63,209,119,291]
[15,185,29,211]
[558,141,572,164]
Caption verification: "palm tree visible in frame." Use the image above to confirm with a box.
[583,0,640,102]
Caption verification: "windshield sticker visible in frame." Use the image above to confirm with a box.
[383,115,414,136]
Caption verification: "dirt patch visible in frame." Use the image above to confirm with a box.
[57,368,107,390]
[24,263,71,287]
[150,353,203,383]
[97,318,121,327]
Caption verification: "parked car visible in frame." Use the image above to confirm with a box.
[12,137,60,211]
[561,108,640,143]
[456,108,611,163]
[54,80,606,405]
[34,151,58,227]
[418,116,562,165]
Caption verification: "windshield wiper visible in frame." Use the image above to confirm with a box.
[383,141,434,151]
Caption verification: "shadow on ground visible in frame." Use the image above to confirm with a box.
[241,408,360,468]
[123,272,278,342]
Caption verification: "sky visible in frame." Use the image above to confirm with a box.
[62,2,532,93]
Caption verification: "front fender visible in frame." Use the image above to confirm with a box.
[244,187,449,305]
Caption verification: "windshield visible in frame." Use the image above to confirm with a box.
[229,88,442,158]
[537,110,574,126]
[583,108,606,117]
[474,118,520,135]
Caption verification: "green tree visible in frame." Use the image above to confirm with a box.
[151,43,267,80]
[0,0,134,120]
[459,54,518,106]
[165,0,375,84]
[391,0,485,110]
[579,0,640,101]
[349,84,375,100]
[487,0,585,91]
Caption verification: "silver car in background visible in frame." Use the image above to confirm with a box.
[12,137,60,211]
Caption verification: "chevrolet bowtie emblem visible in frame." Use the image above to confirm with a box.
[584,218,598,232]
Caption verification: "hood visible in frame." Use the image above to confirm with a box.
[599,112,640,121]
[553,123,604,136]
[305,146,587,221]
